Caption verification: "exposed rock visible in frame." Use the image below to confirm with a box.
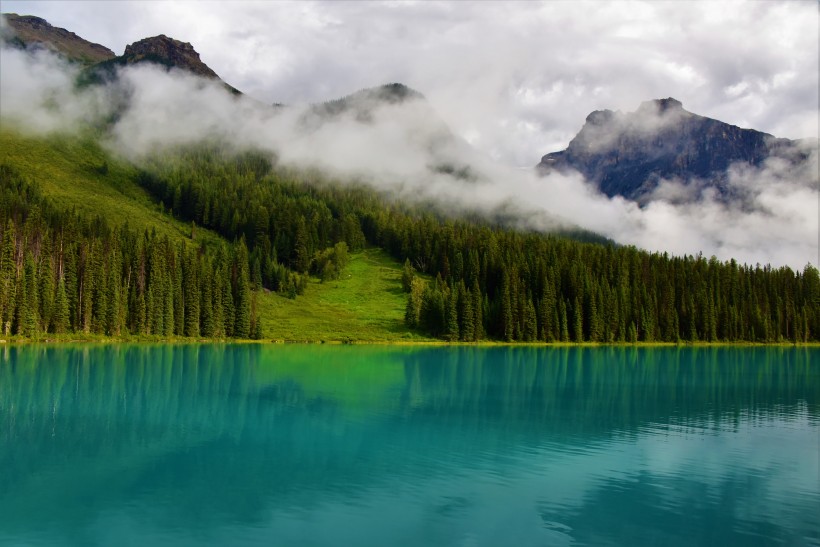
[2,13,115,65]
[537,98,811,203]
[120,34,220,79]
[81,34,241,95]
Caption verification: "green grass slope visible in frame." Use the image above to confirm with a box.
[0,128,222,248]
[258,248,435,343]
[1,128,427,342]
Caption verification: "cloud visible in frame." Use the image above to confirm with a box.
[0,42,817,270]
[1,0,816,168]
[0,44,111,133]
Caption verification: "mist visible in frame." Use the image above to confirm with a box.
[1,44,817,269]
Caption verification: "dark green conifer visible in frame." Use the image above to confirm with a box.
[53,277,69,334]
[234,240,251,338]
[446,291,459,342]
[22,253,39,336]
[183,251,200,337]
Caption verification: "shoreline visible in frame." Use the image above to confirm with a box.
[1,337,817,348]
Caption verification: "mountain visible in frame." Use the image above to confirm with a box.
[310,83,426,119]
[2,14,241,93]
[1,13,115,65]
[1,16,817,343]
[105,34,221,79]
[85,34,241,94]
[301,82,484,182]
[537,98,811,203]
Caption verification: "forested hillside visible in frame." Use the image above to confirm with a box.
[94,143,820,343]
[0,128,820,342]
[0,163,259,339]
[2,128,818,343]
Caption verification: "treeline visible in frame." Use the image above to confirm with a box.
[395,230,818,343]
[137,149,364,294]
[0,165,261,339]
[135,147,819,343]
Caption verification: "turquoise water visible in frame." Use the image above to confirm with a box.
[0,344,817,546]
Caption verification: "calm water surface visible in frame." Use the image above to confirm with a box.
[0,344,817,546]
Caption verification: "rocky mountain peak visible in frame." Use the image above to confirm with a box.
[637,97,684,115]
[584,109,616,126]
[537,98,809,203]
[120,34,219,79]
[2,13,115,65]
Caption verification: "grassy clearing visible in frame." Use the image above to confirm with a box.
[257,248,437,343]
[0,128,223,248]
[1,129,429,342]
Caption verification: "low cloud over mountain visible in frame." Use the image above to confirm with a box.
[1,14,817,269]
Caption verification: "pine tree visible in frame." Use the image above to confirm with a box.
[471,283,483,341]
[22,253,39,336]
[446,291,459,342]
[0,220,16,331]
[222,272,234,337]
[293,216,310,273]
[233,240,251,338]
[106,248,122,336]
[253,311,264,340]
[173,244,185,335]
[184,251,200,337]
[459,283,475,341]
[79,243,95,334]
[53,277,69,334]
[250,290,262,339]
[404,277,424,328]
[572,297,584,343]
[200,258,215,337]
[90,244,107,334]
[211,274,224,337]
[559,299,569,342]
[13,270,25,336]
[162,267,174,337]
[401,258,415,292]
[585,290,601,342]
[38,248,55,333]
[629,321,638,343]
[501,276,514,342]
[523,296,537,342]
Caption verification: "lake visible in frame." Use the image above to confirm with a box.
[0,344,817,546]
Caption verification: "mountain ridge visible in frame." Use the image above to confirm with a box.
[82,33,243,95]
[537,98,811,203]
[1,15,817,344]
[121,34,221,79]
[1,13,115,65]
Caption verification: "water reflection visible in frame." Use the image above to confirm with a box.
[0,345,817,546]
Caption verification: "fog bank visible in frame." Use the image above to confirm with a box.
[1,44,816,269]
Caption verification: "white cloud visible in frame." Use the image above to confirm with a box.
[1,0,815,166]
[1,7,818,269]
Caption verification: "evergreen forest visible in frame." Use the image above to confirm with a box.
[1,139,817,343]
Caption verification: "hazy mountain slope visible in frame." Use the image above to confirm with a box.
[309,83,427,119]
[0,128,420,341]
[538,98,812,203]
[0,128,224,248]
[300,82,489,187]
[1,13,115,65]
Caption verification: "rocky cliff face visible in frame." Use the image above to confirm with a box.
[82,34,241,94]
[538,98,808,203]
[2,13,115,65]
[120,35,220,79]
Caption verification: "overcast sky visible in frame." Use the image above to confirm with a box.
[2,0,817,166]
